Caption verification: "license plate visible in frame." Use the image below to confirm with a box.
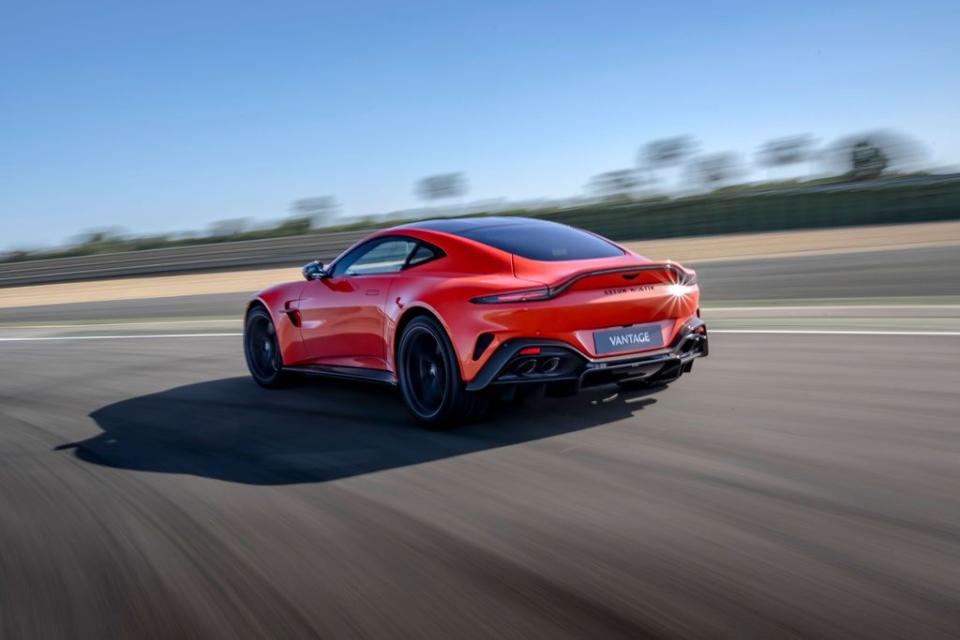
[593,323,664,355]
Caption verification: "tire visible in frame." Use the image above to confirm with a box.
[397,316,485,428]
[244,306,295,388]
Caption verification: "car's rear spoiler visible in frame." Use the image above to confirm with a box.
[473,262,696,304]
[553,263,693,292]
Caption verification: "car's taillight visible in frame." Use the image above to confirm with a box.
[470,287,552,304]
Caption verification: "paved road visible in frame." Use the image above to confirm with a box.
[697,245,960,303]
[1,333,958,639]
[0,291,250,323]
[2,245,957,325]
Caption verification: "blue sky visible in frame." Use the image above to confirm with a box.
[2,0,958,249]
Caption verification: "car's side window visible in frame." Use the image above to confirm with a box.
[332,238,418,277]
[406,243,441,267]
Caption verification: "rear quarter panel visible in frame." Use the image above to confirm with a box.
[387,232,702,383]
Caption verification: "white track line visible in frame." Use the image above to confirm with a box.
[1,330,960,343]
[0,333,242,342]
[1,318,239,330]
[684,239,960,264]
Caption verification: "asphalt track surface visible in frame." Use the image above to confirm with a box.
[2,245,958,324]
[2,245,959,639]
[1,333,958,639]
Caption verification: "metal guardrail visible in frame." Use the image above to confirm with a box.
[0,229,371,287]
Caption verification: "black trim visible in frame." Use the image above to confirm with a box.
[465,318,707,391]
[454,222,624,261]
[465,340,576,390]
[402,239,446,270]
[472,332,495,360]
[284,364,397,385]
[328,234,446,277]
[328,235,413,277]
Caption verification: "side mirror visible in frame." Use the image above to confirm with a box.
[302,260,328,281]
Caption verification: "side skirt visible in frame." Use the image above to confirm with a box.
[284,364,397,386]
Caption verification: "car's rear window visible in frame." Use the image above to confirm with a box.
[460,222,623,261]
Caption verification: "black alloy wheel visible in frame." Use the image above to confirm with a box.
[398,316,484,427]
[244,307,293,388]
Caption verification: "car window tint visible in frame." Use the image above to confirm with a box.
[407,243,440,267]
[460,222,622,261]
[338,238,417,276]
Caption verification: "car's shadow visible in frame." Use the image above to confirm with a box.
[57,377,665,485]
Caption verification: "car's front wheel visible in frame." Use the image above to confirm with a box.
[397,316,484,428]
[244,306,294,388]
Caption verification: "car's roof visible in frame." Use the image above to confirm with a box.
[393,216,628,263]
[396,216,555,234]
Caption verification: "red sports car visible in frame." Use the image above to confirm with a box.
[244,217,708,426]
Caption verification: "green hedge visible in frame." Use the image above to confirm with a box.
[538,177,960,241]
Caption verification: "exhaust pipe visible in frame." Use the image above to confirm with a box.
[515,359,537,375]
[540,357,560,373]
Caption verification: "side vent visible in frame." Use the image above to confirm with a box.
[472,333,495,360]
[283,301,302,327]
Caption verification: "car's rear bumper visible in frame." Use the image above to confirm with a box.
[465,318,708,391]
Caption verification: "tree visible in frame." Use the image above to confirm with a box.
[849,141,889,180]
[74,228,124,245]
[756,135,815,172]
[689,153,742,188]
[824,130,924,181]
[587,169,639,200]
[415,173,468,204]
[290,196,339,228]
[641,136,698,185]
[2,250,29,262]
[274,216,313,235]
[643,136,698,167]
[208,218,250,238]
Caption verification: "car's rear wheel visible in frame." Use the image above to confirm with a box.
[398,316,485,428]
[244,306,294,388]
